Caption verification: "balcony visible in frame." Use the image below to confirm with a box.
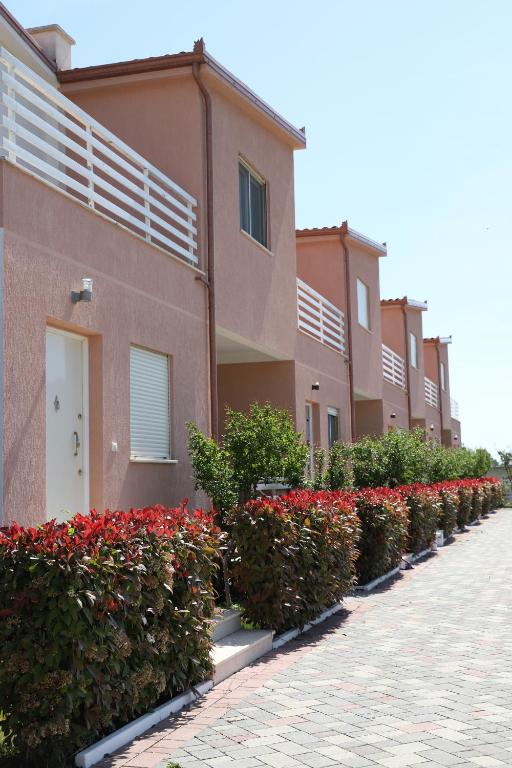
[424,376,439,408]
[450,397,460,420]
[382,344,406,389]
[297,278,345,353]
[0,47,198,266]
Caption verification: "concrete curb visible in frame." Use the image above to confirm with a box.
[75,680,213,768]
[355,565,402,592]
[272,602,344,649]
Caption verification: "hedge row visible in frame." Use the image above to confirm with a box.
[0,505,221,767]
[229,477,504,630]
[0,479,503,764]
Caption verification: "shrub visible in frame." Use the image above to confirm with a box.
[488,477,505,509]
[469,484,484,523]
[312,444,353,491]
[433,483,459,538]
[454,481,474,529]
[0,506,220,767]
[398,484,440,554]
[229,491,359,632]
[354,488,409,584]
[188,403,308,509]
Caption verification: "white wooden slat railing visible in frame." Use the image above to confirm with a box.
[382,344,406,389]
[450,397,460,420]
[425,376,439,408]
[297,278,345,353]
[0,47,198,265]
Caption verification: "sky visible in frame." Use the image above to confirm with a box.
[9,0,512,456]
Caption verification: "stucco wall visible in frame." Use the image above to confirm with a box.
[354,399,383,439]
[2,163,209,526]
[217,360,295,434]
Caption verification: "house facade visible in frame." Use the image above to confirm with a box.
[0,8,461,527]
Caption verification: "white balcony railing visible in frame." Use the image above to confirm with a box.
[0,47,198,265]
[382,344,406,389]
[297,278,345,353]
[450,397,460,420]
[425,376,439,408]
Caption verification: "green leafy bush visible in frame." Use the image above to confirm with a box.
[229,491,359,632]
[312,444,353,491]
[0,506,220,767]
[455,481,473,529]
[398,485,440,554]
[188,403,308,511]
[354,488,409,584]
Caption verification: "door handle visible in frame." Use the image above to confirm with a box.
[73,431,80,457]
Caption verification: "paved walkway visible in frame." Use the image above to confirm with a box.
[101,510,512,768]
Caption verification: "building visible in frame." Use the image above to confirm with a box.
[0,7,461,527]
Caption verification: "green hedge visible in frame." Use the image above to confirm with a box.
[0,506,220,767]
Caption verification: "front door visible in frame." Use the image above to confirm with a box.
[46,328,88,522]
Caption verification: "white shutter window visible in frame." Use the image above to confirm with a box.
[130,345,171,460]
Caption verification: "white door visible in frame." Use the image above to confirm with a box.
[305,403,314,478]
[46,328,88,522]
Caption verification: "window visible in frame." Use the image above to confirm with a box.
[328,407,339,448]
[130,345,170,460]
[410,332,418,368]
[440,361,446,391]
[239,160,267,247]
[356,278,370,330]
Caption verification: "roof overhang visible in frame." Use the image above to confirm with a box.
[424,335,452,345]
[381,297,428,311]
[296,221,387,256]
[58,39,306,150]
[0,2,56,74]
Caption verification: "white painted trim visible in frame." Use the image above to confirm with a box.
[355,565,401,592]
[0,229,3,525]
[272,602,344,650]
[347,227,387,255]
[74,680,213,768]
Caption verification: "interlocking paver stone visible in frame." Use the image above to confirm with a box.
[97,511,512,768]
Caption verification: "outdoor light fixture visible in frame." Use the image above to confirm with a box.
[454,435,459,441]
[72,278,93,304]
[430,424,435,431]
[311,382,320,391]
[390,412,396,419]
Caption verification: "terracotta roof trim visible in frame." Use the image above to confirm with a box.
[58,40,306,148]
[381,297,428,310]
[296,223,387,255]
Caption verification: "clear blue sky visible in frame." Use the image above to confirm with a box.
[10,0,511,457]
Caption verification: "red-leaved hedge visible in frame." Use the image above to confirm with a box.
[397,484,440,554]
[229,491,360,632]
[353,488,409,584]
[0,505,221,767]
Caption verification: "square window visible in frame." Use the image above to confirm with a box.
[239,160,267,247]
[130,345,170,460]
[357,278,370,330]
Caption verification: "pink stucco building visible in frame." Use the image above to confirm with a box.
[0,7,461,526]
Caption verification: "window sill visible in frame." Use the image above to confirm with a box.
[130,457,178,465]
[240,228,273,256]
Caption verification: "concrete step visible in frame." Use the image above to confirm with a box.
[211,609,242,642]
[212,629,273,684]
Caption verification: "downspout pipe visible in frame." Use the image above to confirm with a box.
[192,51,219,440]
[435,340,444,442]
[401,303,413,431]
[340,221,356,441]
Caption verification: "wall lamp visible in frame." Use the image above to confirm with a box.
[390,412,396,419]
[72,278,93,304]
[430,424,435,431]
[454,435,459,441]
[311,382,320,391]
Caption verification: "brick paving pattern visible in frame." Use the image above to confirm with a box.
[100,510,512,768]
